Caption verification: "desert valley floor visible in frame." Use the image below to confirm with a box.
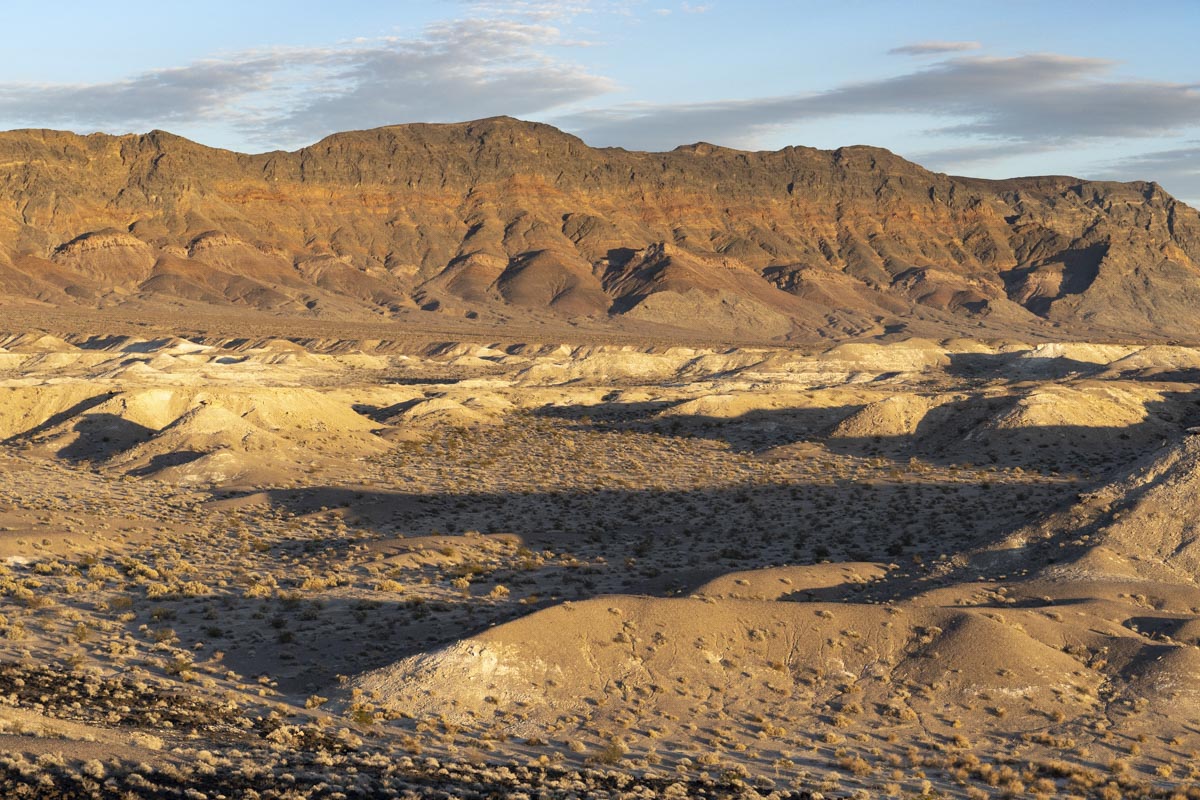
[3,322,1200,798]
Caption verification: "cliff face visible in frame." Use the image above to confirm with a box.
[0,116,1197,340]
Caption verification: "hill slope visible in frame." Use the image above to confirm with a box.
[1,117,1198,341]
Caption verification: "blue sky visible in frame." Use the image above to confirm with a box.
[2,0,1198,202]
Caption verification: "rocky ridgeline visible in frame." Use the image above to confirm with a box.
[0,117,1198,340]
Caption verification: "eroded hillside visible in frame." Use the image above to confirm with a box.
[2,118,1199,341]
[4,333,1200,797]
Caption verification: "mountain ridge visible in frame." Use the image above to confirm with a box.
[1,116,1198,342]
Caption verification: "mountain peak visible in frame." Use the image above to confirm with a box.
[672,142,738,155]
[0,120,1196,343]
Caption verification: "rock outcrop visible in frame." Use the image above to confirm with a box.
[1,117,1198,340]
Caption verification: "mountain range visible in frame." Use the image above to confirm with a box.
[1,116,1198,341]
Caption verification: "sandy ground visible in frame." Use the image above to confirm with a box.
[2,330,1200,797]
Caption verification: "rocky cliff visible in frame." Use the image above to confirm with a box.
[1,116,1198,341]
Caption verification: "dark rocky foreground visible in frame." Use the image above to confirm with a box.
[0,662,809,799]
[0,759,812,800]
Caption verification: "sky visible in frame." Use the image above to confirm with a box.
[1,0,1198,203]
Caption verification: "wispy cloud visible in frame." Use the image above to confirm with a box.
[0,55,288,130]
[889,41,982,56]
[265,18,615,145]
[646,1,711,17]
[463,0,600,21]
[910,141,1061,172]
[555,54,1200,150]
[0,15,614,148]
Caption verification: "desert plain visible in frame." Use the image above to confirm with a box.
[2,312,1200,799]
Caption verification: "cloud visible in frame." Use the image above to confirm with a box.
[555,53,1200,151]
[910,141,1060,172]
[889,41,982,56]
[0,16,614,148]
[266,18,615,145]
[463,0,600,21]
[0,56,287,130]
